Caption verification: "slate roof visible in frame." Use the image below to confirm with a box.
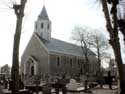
[36,33,95,57]
[38,6,49,20]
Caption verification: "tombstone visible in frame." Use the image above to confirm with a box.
[4,79,8,89]
[59,74,67,94]
[84,80,88,90]
[66,79,78,91]
[42,81,51,94]
[54,78,60,94]
[8,79,13,91]
[40,79,45,86]
[19,78,24,89]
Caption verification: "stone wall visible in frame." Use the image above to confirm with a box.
[21,33,49,78]
[49,52,88,79]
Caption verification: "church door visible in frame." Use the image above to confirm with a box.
[31,66,34,76]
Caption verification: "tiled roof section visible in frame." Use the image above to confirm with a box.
[38,6,49,20]
[42,38,95,57]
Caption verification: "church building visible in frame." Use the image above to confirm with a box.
[21,6,99,82]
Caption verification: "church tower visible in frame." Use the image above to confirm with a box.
[35,6,51,41]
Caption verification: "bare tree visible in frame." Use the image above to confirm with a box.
[0,0,27,93]
[89,30,109,72]
[11,0,27,94]
[72,26,110,72]
[71,26,92,75]
[72,26,110,88]
[88,30,110,88]
[101,0,125,93]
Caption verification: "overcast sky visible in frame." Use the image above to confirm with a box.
[0,0,124,67]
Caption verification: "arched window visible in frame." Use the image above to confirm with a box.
[47,23,49,29]
[57,56,60,67]
[78,59,81,67]
[31,66,34,76]
[70,58,73,68]
[41,23,43,28]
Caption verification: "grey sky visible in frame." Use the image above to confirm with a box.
[0,0,124,67]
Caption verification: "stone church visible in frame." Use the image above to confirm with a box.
[21,6,99,82]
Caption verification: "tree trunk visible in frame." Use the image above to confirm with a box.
[81,41,90,74]
[97,47,101,72]
[97,47,103,88]
[11,0,27,94]
[112,1,125,93]
[101,0,125,94]
[111,37,125,93]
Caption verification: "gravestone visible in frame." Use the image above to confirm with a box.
[66,79,78,90]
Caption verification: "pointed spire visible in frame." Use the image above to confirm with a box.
[38,6,49,20]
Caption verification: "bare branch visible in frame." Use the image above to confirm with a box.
[0,0,13,9]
